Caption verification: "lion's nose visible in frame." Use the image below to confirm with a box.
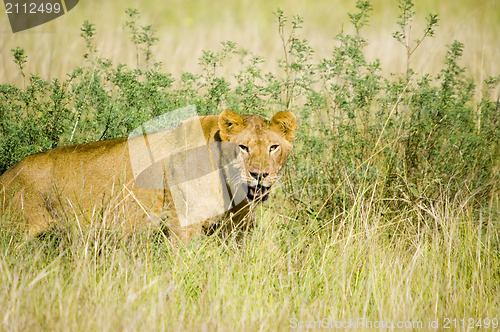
[250,172,269,180]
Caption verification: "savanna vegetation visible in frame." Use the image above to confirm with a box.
[1,0,499,330]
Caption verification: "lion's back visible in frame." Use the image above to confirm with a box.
[1,137,130,194]
[0,137,140,234]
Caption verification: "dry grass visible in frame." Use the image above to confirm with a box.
[1,181,499,331]
[1,0,499,98]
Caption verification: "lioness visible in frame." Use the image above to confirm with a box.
[0,110,296,243]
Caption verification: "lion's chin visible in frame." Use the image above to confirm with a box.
[246,184,270,201]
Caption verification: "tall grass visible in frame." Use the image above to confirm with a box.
[1,0,499,95]
[1,0,499,330]
[1,189,498,330]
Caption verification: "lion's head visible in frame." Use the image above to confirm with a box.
[217,110,297,202]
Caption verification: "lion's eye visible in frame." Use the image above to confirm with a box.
[239,145,249,153]
[269,144,279,152]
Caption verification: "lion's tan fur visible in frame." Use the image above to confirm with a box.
[0,110,296,243]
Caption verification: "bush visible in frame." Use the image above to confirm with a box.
[1,2,498,219]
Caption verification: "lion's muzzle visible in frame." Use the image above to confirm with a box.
[247,183,271,201]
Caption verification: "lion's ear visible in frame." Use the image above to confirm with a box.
[270,111,297,141]
[219,110,244,141]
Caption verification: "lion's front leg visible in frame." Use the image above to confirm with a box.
[164,218,203,246]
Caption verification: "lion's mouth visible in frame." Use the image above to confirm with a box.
[247,184,270,201]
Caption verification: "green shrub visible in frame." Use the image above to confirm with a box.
[0,1,498,221]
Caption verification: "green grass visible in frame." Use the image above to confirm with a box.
[1,189,499,331]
